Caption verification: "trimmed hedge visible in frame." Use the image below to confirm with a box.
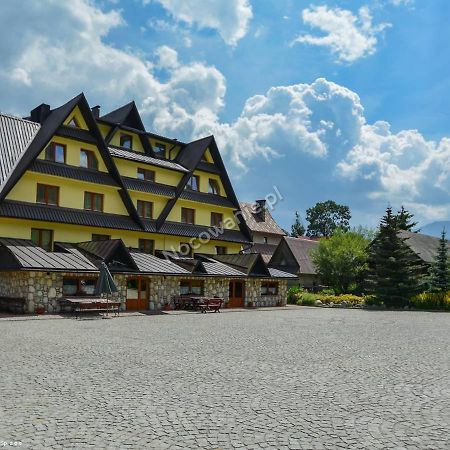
[294,292,364,307]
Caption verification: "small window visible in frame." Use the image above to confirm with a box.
[181,208,195,224]
[261,282,278,296]
[208,179,220,195]
[92,234,110,241]
[186,175,200,191]
[263,236,268,244]
[179,242,193,257]
[139,239,154,254]
[80,150,98,170]
[211,212,223,227]
[84,192,104,212]
[31,228,53,251]
[67,117,80,128]
[154,143,166,157]
[137,168,155,181]
[180,280,204,296]
[216,246,227,255]
[44,142,66,164]
[36,184,59,206]
[63,277,98,296]
[137,200,153,219]
[120,134,132,149]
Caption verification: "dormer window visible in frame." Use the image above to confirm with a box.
[120,133,132,149]
[67,117,80,127]
[186,175,200,191]
[154,143,166,158]
[208,179,220,195]
[45,142,66,164]
[137,168,155,181]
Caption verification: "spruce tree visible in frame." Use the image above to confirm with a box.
[291,211,306,237]
[396,205,418,231]
[428,229,450,292]
[367,207,424,307]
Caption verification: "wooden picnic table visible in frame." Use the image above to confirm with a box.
[172,296,223,313]
[60,297,121,318]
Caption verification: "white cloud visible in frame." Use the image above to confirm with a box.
[292,6,390,63]
[155,45,179,69]
[145,0,253,46]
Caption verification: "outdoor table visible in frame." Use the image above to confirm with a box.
[60,297,121,318]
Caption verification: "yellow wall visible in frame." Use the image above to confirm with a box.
[167,198,238,229]
[37,136,108,172]
[149,138,182,159]
[113,157,183,186]
[109,129,144,152]
[6,172,129,215]
[192,169,225,196]
[0,217,242,254]
[128,191,167,218]
[97,123,112,139]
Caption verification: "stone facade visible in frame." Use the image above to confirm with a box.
[0,271,288,313]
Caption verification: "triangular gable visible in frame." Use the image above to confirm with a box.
[100,101,145,132]
[0,93,145,231]
[211,253,271,277]
[74,239,139,272]
[63,106,89,130]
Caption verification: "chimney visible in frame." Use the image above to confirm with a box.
[29,103,51,124]
[91,105,100,118]
[255,199,266,221]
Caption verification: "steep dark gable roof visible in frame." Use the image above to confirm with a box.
[212,253,271,276]
[400,230,450,264]
[239,202,286,236]
[0,114,40,189]
[100,101,145,131]
[270,237,318,275]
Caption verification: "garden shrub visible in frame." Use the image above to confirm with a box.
[319,294,364,306]
[287,285,304,304]
[296,292,316,306]
[410,291,450,310]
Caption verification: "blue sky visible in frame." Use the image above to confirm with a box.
[0,0,449,231]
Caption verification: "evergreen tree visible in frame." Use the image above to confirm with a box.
[367,207,425,307]
[428,229,450,292]
[396,205,419,231]
[291,211,306,237]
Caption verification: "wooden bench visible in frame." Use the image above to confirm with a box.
[0,297,26,314]
[198,298,223,313]
[74,301,120,319]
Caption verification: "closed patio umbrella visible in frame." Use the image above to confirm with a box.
[95,262,118,318]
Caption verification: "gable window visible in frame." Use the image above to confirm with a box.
[181,207,195,225]
[84,192,104,212]
[36,184,59,206]
[120,133,132,149]
[31,228,53,252]
[63,277,98,296]
[208,179,220,195]
[261,282,278,296]
[216,246,227,255]
[180,279,204,295]
[67,117,80,128]
[201,152,208,162]
[211,212,223,227]
[185,175,200,191]
[80,149,98,170]
[92,234,110,241]
[137,200,153,219]
[139,239,155,254]
[263,236,268,244]
[179,242,193,257]
[137,168,155,181]
[44,142,66,164]
[154,143,166,157]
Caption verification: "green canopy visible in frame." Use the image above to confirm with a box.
[95,262,118,296]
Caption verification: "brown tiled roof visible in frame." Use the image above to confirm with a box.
[283,236,318,275]
[239,202,286,236]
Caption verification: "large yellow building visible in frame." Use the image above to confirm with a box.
[0,94,294,313]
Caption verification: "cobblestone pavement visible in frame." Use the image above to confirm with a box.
[1,308,449,449]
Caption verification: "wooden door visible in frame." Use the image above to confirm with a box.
[228,280,245,308]
[126,277,149,311]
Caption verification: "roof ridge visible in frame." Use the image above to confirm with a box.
[0,112,41,126]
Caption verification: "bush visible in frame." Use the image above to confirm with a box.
[318,293,364,306]
[363,295,384,307]
[296,292,316,306]
[287,285,304,304]
[410,291,450,310]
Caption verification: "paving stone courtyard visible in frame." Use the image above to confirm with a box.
[1,307,449,449]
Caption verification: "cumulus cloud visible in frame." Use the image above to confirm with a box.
[292,6,390,63]
[145,0,253,46]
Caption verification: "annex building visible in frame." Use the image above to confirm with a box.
[0,94,294,313]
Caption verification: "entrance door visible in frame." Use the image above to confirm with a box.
[228,280,245,308]
[126,277,149,311]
